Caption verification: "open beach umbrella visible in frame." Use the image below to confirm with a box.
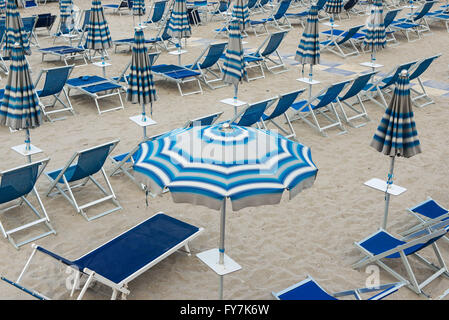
[222,19,246,112]
[126,27,157,138]
[85,0,112,68]
[370,70,421,229]
[0,43,42,163]
[133,0,146,26]
[58,0,74,35]
[3,0,31,57]
[167,0,191,64]
[132,123,318,299]
[295,4,320,99]
[363,0,386,68]
[232,0,249,31]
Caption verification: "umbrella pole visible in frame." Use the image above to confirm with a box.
[233,84,239,116]
[308,64,313,100]
[142,103,147,139]
[383,156,395,229]
[178,37,182,65]
[25,128,31,163]
[218,198,227,300]
[371,48,376,72]
[100,51,106,78]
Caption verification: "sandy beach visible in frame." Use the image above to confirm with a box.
[0,0,449,300]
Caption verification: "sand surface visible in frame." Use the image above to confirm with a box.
[0,0,449,300]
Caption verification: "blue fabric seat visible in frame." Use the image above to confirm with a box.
[320,24,364,58]
[151,64,203,96]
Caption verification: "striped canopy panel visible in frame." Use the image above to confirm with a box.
[222,19,246,85]
[295,5,320,65]
[232,0,250,31]
[3,0,31,56]
[363,0,386,52]
[167,0,192,39]
[133,0,146,16]
[85,0,112,50]
[325,0,343,14]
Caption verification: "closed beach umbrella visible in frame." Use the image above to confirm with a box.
[126,27,157,137]
[363,0,386,66]
[222,19,246,107]
[133,0,146,26]
[59,0,74,35]
[370,70,421,229]
[85,0,112,54]
[3,0,31,57]
[0,43,42,162]
[167,0,191,59]
[232,0,249,31]
[325,0,343,14]
[0,0,6,13]
[295,5,320,98]
[133,123,318,299]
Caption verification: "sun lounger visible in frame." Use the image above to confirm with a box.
[39,44,89,67]
[229,96,277,127]
[248,0,292,36]
[34,65,75,122]
[65,75,125,115]
[353,221,449,296]
[0,158,56,249]
[261,88,305,140]
[184,111,224,127]
[151,64,203,96]
[103,0,132,15]
[144,0,169,29]
[45,140,122,221]
[272,275,405,300]
[407,53,441,107]
[290,79,352,136]
[320,24,365,58]
[4,212,204,300]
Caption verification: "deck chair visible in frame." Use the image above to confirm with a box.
[144,0,168,29]
[245,30,289,75]
[261,88,305,140]
[34,13,57,36]
[402,197,449,243]
[34,65,75,122]
[248,0,292,36]
[184,42,227,89]
[353,221,449,296]
[229,96,277,127]
[272,275,405,300]
[45,140,121,222]
[0,158,56,249]
[103,0,131,15]
[390,1,436,42]
[382,8,402,45]
[184,111,224,127]
[151,64,203,96]
[65,75,125,115]
[22,16,39,48]
[1,276,48,300]
[320,24,364,58]
[335,71,377,128]
[285,0,327,27]
[209,0,230,21]
[21,0,38,8]
[6,213,204,300]
[360,59,418,109]
[407,53,441,108]
[290,79,351,137]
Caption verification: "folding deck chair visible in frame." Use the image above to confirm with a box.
[5,212,204,300]
[22,16,39,47]
[184,42,228,89]
[34,65,75,122]
[103,0,131,15]
[21,0,38,8]
[229,96,277,127]
[407,53,441,108]
[0,158,56,249]
[244,30,289,75]
[248,0,292,36]
[335,71,377,128]
[360,60,418,109]
[34,13,57,36]
[272,275,405,300]
[290,79,351,136]
[144,0,169,29]
[320,24,364,58]
[65,75,125,115]
[183,111,224,127]
[261,88,306,140]
[352,221,449,296]
[151,64,203,96]
[45,140,121,222]
[381,8,402,45]
[209,0,230,21]
[285,0,327,27]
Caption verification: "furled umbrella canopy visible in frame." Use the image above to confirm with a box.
[3,0,31,56]
[363,0,386,55]
[222,19,246,86]
[167,0,192,39]
[232,0,250,31]
[58,0,74,35]
[325,0,343,14]
[295,4,320,66]
[85,0,112,51]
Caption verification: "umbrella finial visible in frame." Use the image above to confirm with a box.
[400,69,408,77]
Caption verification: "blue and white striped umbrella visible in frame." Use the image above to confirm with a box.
[85,0,112,51]
[0,0,6,13]
[222,19,246,87]
[127,27,157,128]
[325,0,343,14]
[133,0,146,16]
[59,0,74,35]
[295,5,320,66]
[134,124,318,211]
[167,0,192,39]
[3,0,31,56]
[370,70,421,229]
[363,0,386,54]
[0,43,41,159]
[232,0,249,31]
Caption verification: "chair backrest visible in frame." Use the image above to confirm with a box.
[408,54,441,81]
[275,276,337,300]
[160,20,172,40]
[273,0,292,19]
[232,97,276,126]
[79,9,91,32]
[216,0,229,12]
[258,0,270,8]
[383,9,401,28]
[184,111,224,127]
[148,51,160,66]
[37,65,74,97]
[315,0,328,11]
[337,24,363,45]
[339,71,377,101]
[258,30,287,57]
[344,0,358,11]
[0,159,48,204]
[195,42,227,69]
[23,0,37,8]
[313,80,351,109]
[264,89,305,121]
[248,0,258,10]
[149,0,167,23]
[65,141,118,183]
[413,0,436,21]
[22,16,37,35]
[380,60,418,88]
[35,13,55,28]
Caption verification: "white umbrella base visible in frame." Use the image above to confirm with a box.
[197,248,242,276]
[11,144,43,157]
